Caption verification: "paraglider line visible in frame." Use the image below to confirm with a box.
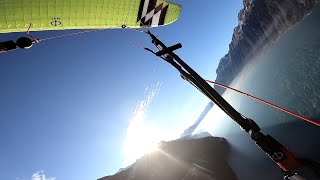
[26,23,41,43]
[122,0,135,28]
[25,23,110,42]
[26,22,146,43]
[25,22,149,50]
[126,27,147,33]
[130,42,146,49]
[205,79,320,127]
[39,29,106,42]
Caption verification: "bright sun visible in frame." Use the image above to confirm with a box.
[123,123,162,164]
[122,82,179,165]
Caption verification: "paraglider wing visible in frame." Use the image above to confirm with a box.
[0,0,182,33]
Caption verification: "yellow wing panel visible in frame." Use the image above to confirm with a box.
[0,0,181,33]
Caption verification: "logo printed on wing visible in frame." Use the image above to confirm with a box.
[137,0,169,27]
[51,18,62,26]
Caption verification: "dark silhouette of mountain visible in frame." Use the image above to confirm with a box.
[214,0,319,94]
[186,131,213,139]
[98,136,237,180]
[180,102,214,138]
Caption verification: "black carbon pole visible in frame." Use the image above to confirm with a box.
[146,31,254,132]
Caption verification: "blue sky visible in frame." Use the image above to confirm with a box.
[0,1,242,179]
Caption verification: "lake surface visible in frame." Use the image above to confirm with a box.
[197,6,320,180]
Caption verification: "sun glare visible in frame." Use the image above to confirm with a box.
[122,82,183,165]
[123,123,162,165]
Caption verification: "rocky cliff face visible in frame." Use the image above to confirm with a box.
[99,136,237,180]
[215,0,319,94]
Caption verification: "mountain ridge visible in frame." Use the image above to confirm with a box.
[98,135,236,180]
[214,0,319,94]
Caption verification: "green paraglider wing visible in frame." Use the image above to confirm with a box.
[0,0,181,33]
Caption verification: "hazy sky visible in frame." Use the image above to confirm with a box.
[0,1,243,179]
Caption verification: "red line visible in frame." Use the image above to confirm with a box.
[39,29,105,42]
[26,23,41,43]
[206,80,320,127]
[26,22,107,43]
